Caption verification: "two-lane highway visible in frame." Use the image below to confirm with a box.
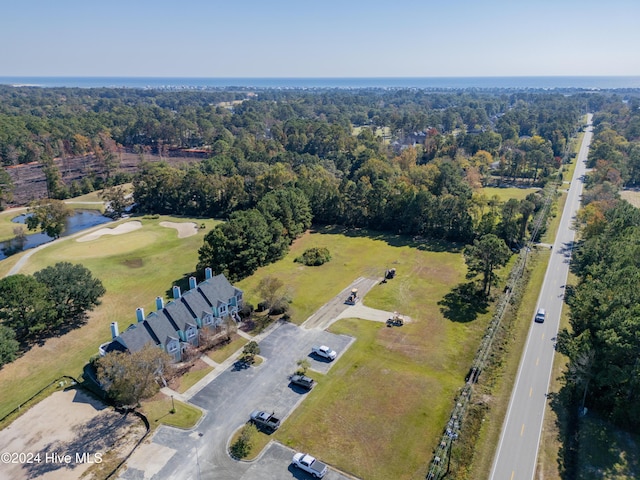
[490,115,593,480]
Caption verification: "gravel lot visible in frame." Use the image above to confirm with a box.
[0,388,145,480]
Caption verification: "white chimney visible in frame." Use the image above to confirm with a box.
[110,322,119,339]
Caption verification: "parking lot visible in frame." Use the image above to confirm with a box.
[119,321,355,480]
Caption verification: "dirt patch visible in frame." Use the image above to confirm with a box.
[76,221,142,242]
[5,151,204,207]
[620,190,640,208]
[122,258,144,268]
[0,388,145,480]
[158,221,198,238]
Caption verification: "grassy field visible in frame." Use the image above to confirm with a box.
[620,190,640,208]
[238,226,466,326]
[237,228,495,480]
[0,214,219,419]
[481,186,540,203]
[0,206,31,242]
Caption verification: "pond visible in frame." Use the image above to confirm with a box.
[1,209,113,260]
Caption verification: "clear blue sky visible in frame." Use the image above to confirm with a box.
[1,0,639,77]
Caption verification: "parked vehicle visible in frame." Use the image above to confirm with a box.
[249,410,281,431]
[386,312,404,327]
[312,345,337,360]
[290,374,315,390]
[345,288,358,305]
[534,308,546,323]
[292,452,328,478]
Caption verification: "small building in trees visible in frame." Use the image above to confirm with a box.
[99,269,243,362]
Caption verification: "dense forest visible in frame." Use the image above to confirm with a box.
[559,99,640,431]
[0,86,632,280]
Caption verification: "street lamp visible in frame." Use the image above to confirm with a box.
[171,395,175,413]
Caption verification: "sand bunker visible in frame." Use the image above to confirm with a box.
[76,221,143,242]
[159,221,198,238]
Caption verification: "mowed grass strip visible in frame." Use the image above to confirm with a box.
[208,335,248,363]
[0,215,219,419]
[141,394,202,431]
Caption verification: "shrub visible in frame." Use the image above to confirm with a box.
[242,341,260,363]
[239,303,254,318]
[294,247,331,266]
[230,423,258,459]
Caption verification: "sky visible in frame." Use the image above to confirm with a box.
[1,0,639,78]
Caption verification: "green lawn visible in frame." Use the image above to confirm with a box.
[238,226,466,326]
[481,186,540,203]
[0,207,29,242]
[238,227,495,480]
[0,215,219,419]
[175,365,214,394]
[208,335,248,363]
[141,394,202,430]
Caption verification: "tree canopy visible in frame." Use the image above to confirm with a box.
[97,344,173,406]
[26,199,73,238]
[464,234,511,297]
[0,263,105,364]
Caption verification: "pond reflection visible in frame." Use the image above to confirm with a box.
[1,210,112,260]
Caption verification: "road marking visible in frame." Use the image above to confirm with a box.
[521,424,525,436]
[542,333,545,340]
[530,387,533,397]
[511,471,515,480]
[536,357,539,366]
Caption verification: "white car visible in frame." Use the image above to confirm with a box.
[534,308,546,323]
[292,452,328,478]
[312,345,337,361]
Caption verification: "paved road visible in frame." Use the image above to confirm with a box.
[490,115,593,480]
[302,277,380,330]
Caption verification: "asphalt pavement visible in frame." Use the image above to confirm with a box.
[119,321,355,480]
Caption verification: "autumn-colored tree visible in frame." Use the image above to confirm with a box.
[97,344,173,406]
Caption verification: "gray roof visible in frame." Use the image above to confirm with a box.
[162,298,198,331]
[199,274,243,306]
[118,321,159,352]
[109,273,240,355]
[181,289,213,320]
[145,311,180,345]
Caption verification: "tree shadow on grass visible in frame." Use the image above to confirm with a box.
[437,282,488,323]
[312,224,464,253]
[551,383,640,480]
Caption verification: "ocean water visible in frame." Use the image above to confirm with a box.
[1,76,640,90]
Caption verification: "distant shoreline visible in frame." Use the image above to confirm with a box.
[1,76,640,90]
